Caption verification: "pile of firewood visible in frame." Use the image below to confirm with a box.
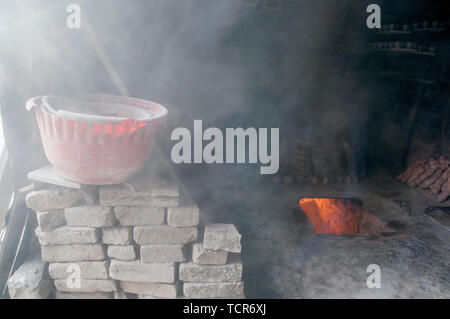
[396,156,450,202]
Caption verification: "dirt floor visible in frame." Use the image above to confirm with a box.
[187,168,450,298]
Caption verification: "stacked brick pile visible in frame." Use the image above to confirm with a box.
[180,224,243,298]
[24,165,244,299]
[397,156,450,202]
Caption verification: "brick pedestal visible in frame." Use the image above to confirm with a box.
[25,165,244,299]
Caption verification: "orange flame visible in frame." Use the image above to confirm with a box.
[298,198,388,235]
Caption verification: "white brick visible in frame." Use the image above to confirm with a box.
[41,244,105,262]
[114,291,129,299]
[114,206,165,226]
[179,257,242,283]
[140,244,186,263]
[65,206,115,228]
[107,245,136,261]
[109,260,175,283]
[134,226,197,245]
[48,261,109,280]
[36,210,66,232]
[120,281,178,298]
[103,194,178,207]
[99,176,179,207]
[203,224,241,253]
[102,226,132,245]
[7,254,52,299]
[183,282,244,299]
[26,188,96,212]
[192,243,228,265]
[36,226,98,246]
[54,279,118,293]
[167,205,200,227]
[138,295,160,299]
[55,291,113,299]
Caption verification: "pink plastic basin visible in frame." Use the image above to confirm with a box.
[26,94,168,185]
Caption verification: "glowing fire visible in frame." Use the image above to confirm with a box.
[298,198,389,235]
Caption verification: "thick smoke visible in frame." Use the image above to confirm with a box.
[0,0,374,213]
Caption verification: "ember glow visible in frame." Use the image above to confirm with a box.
[298,198,390,235]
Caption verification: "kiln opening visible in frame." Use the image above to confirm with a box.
[298,197,392,235]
